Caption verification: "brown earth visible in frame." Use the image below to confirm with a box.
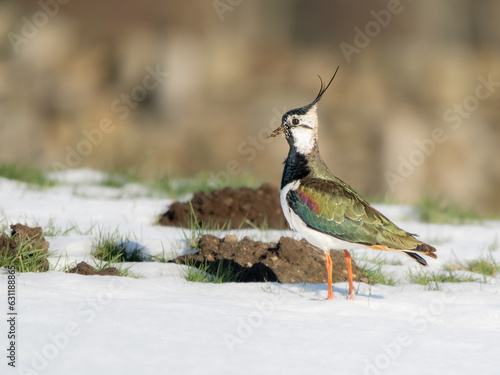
[175,235,368,284]
[69,261,120,276]
[0,224,50,271]
[159,184,287,229]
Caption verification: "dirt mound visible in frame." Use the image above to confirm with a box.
[69,261,119,276]
[159,183,287,229]
[0,224,50,271]
[175,235,367,284]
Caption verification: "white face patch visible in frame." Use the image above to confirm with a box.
[289,105,319,154]
[291,126,316,154]
[298,105,319,131]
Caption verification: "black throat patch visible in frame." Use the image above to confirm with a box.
[281,146,310,188]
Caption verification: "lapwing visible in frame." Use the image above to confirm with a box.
[269,67,437,300]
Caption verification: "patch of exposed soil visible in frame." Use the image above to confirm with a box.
[159,183,287,229]
[69,261,119,276]
[175,235,368,284]
[0,224,50,271]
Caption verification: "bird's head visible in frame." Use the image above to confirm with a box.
[269,66,339,155]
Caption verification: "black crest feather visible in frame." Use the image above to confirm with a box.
[309,66,340,107]
[282,66,340,121]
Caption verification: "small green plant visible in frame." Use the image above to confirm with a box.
[182,259,243,283]
[360,264,396,286]
[0,237,52,273]
[54,258,77,273]
[91,257,139,278]
[0,217,8,235]
[55,255,139,278]
[415,196,481,225]
[407,269,475,290]
[243,215,269,231]
[352,253,398,285]
[42,218,73,237]
[366,253,402,266]
[92,229,144,262]
[40,219,96,237]
[41,218,77,237]
[182,203,230,250]
[444,252,499,282]
[151,244,175,263]
[0,163,56,187]
[468,257,499,277]
[258,281,280,294]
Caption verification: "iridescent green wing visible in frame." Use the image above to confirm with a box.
[286,177,420,249]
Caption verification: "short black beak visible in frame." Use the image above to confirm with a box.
[268,126,285,138]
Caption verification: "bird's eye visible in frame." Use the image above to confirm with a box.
[291,118,299,125]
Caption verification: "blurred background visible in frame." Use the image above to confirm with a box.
[0,0,499,213]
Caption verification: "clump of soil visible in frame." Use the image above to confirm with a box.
[0,224,50,271]
[69,261,119,276]
[159,183,287,229]
[175,235,367,284]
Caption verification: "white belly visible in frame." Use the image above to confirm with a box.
[280,181,363,253]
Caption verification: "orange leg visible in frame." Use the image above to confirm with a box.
[343,250,355,300]
[325,252,334,300]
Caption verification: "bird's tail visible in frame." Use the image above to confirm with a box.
[400,242,437,266]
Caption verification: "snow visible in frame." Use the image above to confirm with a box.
[0,170,499,375]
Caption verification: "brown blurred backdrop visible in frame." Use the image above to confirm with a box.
[0,0,499,213]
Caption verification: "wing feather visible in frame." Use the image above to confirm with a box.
[287,177,433,253]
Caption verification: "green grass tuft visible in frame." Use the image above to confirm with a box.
[56,256,139,278]
[0,237,53,273]
[42,218,77,237]
[445,253,499,281]
[467,258,499,277]
[182,203,230,250]
[353,253,398,285]
[0,217,9,235]
[243,215,270,232]
[360,264,396,286]
[91,257,139,278]
[92,229,144,263]
[0,163,56,187]
[182,259,243,283]
[178,206,245,283]
[407,269,475,290]
[150,243,176,263]
[40,218,95,237]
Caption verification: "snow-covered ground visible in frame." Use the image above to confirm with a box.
[0,169,499,375]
